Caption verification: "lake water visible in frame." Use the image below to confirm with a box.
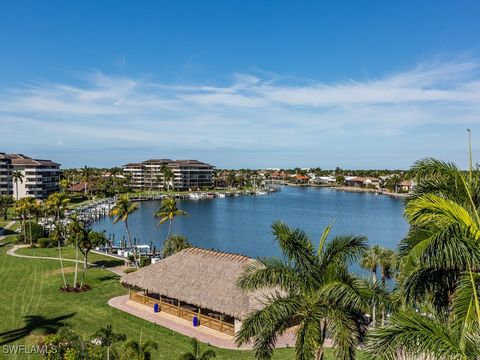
[92,186,409,258]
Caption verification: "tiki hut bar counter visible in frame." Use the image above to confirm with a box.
[121,247,268,337]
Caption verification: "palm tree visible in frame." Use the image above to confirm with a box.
[110,195,139,269]
[361,245,382,327]
[398,192,480,313]
[367,151,480,358]
[366,272,480,359]
[236,221,376,360]
[162,234,191,258]
[161,166,174,192]
[80,166,93,197]
[91,324,126,360]
[378,248,397,326]
[124,338,158,360]
[45,192,71,288]
[12,171,24,201]
[59,178,69,193]
[179,338,216,360]
[67,215,86,288]
[24,197,38,245]
[154,198,188,241]
[14,198,28,242]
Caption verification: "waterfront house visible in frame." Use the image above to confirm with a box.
[344,176,380,189]
[309,176,335,185]
[344,177,366,187]
[395,180,415,193]
[121,247,272,337]
[67,181,89,194]
[291,174,310,184]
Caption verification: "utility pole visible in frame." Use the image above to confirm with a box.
[468,128,473,182]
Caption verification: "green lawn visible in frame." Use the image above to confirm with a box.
[0,238,367,359]
[0,220,10,228]
[15,247,125,268]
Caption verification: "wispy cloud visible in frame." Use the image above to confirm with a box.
[1,57,480,167]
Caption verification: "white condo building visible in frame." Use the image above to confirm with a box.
[123,159,214,190]
[0,153,61,199]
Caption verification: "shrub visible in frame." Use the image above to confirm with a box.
[123,268,137,274]
[140,257,151,267]
[21,221,45,243]
[38,237,56,248]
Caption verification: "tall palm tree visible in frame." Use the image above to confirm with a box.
[59,178,69,193]
[110,195,139,269]
[361,245,382,327]
[398,192,480,313]
[236,221,376,360]
[67,215,86,288]
[91,324,126,360]
[124,338,158,360]
[179,338,216,360]
[14,198,28,242]
[80,166,93,197]
[368,152,480,358]
[12,171,24,201]
[161,166,174,192]
[24,197,38,245]
[154,198,188,241]
[45,192,71,288]
[378,248,397,326]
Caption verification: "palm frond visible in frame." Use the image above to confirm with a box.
[319,235,368,270]
[294,314,323,360]
[235,293,301,349]
[365,311,479,360]
[407,193,479,235]
[328,308,367,360]
[237,257,301,293]
[271,221,316,273]
[451,272,480,337]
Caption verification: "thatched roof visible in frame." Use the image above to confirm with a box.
[121,247,269,320]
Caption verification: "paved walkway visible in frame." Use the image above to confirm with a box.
[6,243,128,277]
[7,244,87,263]
[109,295,299,350]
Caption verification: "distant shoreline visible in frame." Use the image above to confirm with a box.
[286,183,410,199]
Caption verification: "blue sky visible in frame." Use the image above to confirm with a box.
[1,1,480,169]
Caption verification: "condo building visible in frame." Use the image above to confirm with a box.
[0,153,61,199]
[123,159,214,190]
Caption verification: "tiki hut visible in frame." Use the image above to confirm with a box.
[121,247,270,336]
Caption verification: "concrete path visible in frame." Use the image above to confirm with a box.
[6,243,128,277]
[7,244,88,264]
[108,295,298,350]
